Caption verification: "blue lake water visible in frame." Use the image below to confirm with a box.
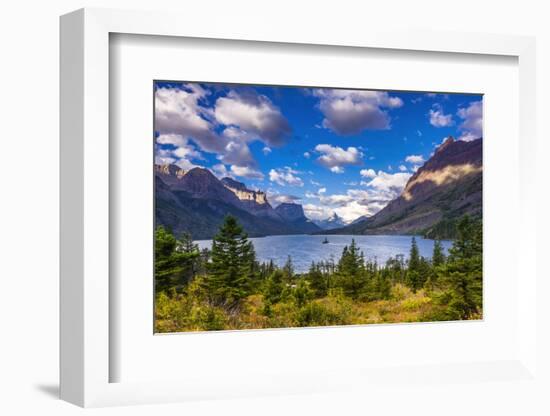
[195,234,453,274]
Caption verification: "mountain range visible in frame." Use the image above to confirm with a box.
[314,212,347,230]
[155,136,482,240]
[325,137,482,238]
[155,165,320,239]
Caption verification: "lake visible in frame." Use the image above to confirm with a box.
[195,234,453,273]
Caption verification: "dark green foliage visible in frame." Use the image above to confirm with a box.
[306,262,329,297]
[263,270,285,304]
[405,270,421,293]
[203,215,256,307]
[282,255,295,284]
[408,237,420,272]
[335,239,368,299]
[406,237,421,291]
[448,215,482,263]
[338,239,363,277]
[423,218,459,240]
[440,215,482,318]
[154,226,200,294]
[374,273,392,300]
[432,240,445,267]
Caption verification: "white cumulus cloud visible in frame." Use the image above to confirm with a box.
[429,104,454,127]
[156,84,293,170]
[457,101,482,142]
[155,84,222,153]
[269,167,304,187]
[315,144,363,172]
[362,170,412,194]
[360,168,376,178]
[405,154,425,164]
[155,135,203,170]
[230,165,264,180]
[269,194,302,206]
[303,204,335,221]
[304,186,396,223]
[312,89,403,135]
[210,163,231,178]
[218,140,255,167]
[214,90,291,146]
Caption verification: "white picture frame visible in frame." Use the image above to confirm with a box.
[60,7,539,408]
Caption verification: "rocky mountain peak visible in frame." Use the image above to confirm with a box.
[180,167,226,192]
[184,166,216,180]
[328,212,342,222]
[435,136,455,155]
[314,211,348,230]
[155,163,186,179]
[274,203,306,222]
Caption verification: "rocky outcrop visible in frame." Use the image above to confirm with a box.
[274,203,321,233]
[274,203,306,222]
[154,164,186,187]
[221,177,267,204]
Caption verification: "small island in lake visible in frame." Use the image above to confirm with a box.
[154,81,483,332]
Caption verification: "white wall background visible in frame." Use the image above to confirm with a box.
[0,1,548,415]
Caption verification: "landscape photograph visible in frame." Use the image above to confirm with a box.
[153,81,483,333]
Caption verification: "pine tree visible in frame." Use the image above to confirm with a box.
[336,239,367,298]
[154,226,199,294]
[406,237,423,292]
[283,255,294,284]
[448,216,482,265]
[178,231,200,279]
[263,269,285,304]
[204,215,255,307]
[338,239,362,276]
[425,239,445,290]
[408,237,420,272]
[373,272,392,300]
[441,215,483,318]
[432,240,445,267]
[306,262,327,297]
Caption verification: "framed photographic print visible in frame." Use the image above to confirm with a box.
[152,80,483,333]
[60,7,541,409]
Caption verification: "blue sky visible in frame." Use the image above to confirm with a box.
[154,81,482,223]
